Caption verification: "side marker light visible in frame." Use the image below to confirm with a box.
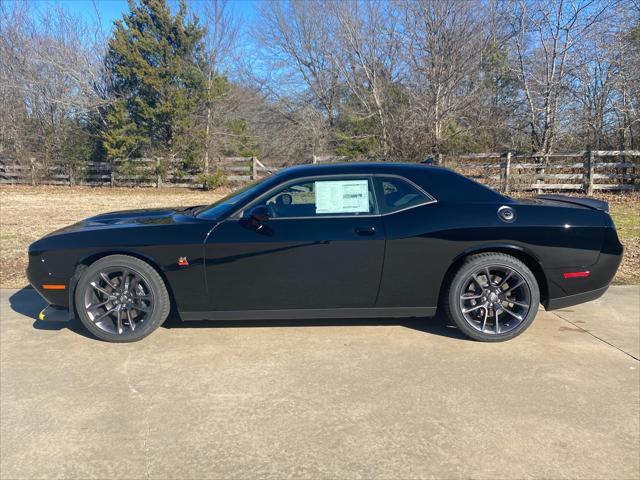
[563,271,590,279]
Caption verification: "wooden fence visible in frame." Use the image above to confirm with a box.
[311,151,639,193]
[0,156,282,188]
[1,151,638,193]
[441,151,639,194]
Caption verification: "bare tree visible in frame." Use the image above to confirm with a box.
[255,0,341,154]
[201,0,240,171]
[610,1,640,149]
[400,0,493,154]
[0,1,108,169]
[568,10,619,149]
[510,0,610,153]
[2,0,637,174]
[333,0,402,156]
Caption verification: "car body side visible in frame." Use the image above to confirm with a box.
[27,164,623,318]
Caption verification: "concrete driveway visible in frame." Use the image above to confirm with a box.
[1,286,638,479]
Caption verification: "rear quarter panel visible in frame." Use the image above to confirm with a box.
[376,201,606,308]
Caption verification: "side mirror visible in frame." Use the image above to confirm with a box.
[249,205,270,225]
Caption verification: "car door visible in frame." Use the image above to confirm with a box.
[203,175,385,311]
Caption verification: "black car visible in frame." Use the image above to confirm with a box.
[28,163,623,343]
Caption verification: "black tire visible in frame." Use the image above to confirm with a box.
[74,255,170,342]
[443,253,540,342]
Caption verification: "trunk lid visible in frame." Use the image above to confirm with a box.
[535,194,608,212]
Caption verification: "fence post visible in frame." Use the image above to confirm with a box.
[252,156,258,180]
[535,155,546,195]
[501,152,511,194]
[69,165,74,187]
[584,149,594,195]
[436,153,443,166]
[30,157,36,186]
[156,158,162,188]
[110,162,115,187]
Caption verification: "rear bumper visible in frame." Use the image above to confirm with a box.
[545,285,609,310]
[544,225,622,310]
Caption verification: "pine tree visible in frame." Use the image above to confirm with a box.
[103,0,206,164]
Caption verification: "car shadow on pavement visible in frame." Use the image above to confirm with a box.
[9,287,95,340]
[10,287,467,341]
[162,311,469,340]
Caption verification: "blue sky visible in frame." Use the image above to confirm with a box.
[18,0,268,82]
[48,0,260,33]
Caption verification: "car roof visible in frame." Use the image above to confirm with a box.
[274,161,506,203]
[276,162,443,179]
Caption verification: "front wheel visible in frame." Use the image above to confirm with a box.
[444,253,540,342]
[74,255,170,342]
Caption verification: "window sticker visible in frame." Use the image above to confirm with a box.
[315,180,370,214]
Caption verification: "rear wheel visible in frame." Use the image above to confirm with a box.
[74,255,170,342]
[444,253,540,342]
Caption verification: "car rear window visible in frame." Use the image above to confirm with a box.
[375,176,433,214]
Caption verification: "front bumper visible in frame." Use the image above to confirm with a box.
[26,252,71,308]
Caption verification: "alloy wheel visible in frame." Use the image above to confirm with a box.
[458,265,532,335]
[83,267,155,335]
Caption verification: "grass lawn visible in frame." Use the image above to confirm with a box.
[0,186,638,288]
[606,195,639,285]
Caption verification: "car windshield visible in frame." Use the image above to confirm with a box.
[195,176,273,220]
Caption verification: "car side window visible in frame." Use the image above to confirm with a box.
[253,177,377,218]
[375,176,433,214]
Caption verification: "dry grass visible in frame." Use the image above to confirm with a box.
[0,186,638,288]
[0,186,226,288]
[605,194,640,285]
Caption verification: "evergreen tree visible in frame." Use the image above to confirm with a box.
[103,0,206,164]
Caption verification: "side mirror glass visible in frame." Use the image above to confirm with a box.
[249,205,270,224]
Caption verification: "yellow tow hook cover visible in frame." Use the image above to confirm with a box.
[38,309,45,321]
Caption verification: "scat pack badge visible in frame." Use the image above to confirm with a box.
[177,256,189,267]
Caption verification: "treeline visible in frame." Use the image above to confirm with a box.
[0,0,638,172]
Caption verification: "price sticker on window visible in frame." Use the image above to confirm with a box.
[315,180,369,214]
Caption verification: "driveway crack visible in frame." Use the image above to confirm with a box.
[551,311,639,361]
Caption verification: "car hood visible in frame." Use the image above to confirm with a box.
[45,206,204,237]
[28,205,215,255]
[84,207,187,225]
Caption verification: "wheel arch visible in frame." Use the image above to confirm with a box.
[439,244,549,306]
[69,251,177,317]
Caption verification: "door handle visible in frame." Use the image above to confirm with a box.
[355,226,376,236]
